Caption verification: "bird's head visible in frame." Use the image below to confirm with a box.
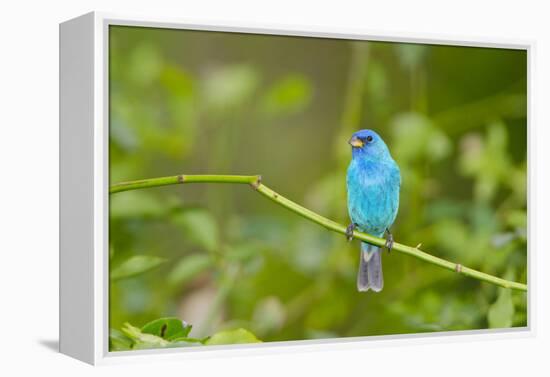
[348,129,391,160]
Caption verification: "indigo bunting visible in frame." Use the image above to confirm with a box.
[346,130,401,292]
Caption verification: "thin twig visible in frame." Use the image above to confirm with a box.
[110,174,527,292]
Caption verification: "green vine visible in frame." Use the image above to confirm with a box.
[110,174,527,292]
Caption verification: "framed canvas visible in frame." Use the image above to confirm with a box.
[59,12,532,365]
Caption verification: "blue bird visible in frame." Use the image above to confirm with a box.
[346,129,401,292]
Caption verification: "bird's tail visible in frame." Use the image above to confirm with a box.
[357,242,383,292]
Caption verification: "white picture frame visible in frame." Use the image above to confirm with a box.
[59,11,533,365]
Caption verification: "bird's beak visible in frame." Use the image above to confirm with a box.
[348,136,364,148]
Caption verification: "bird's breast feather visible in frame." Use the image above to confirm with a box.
[346,159,400,233]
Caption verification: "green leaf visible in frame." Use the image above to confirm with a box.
[204,328,261,345]
[261,74,312,117]
[172,209,219,252]
[113,321,260,350]
[488,288,515,328]
[141,317,192,340]
[111,255,167,280]
[168,254,214,286]
[120,323,170,348]
[109,328,134,351]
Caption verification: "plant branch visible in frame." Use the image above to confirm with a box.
[110,174,527,292]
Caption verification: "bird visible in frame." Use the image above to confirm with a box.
[346,129,401,292]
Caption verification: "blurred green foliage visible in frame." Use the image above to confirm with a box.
[108,26,527,350]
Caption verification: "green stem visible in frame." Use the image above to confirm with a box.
[110,174,527,292]
[109,174,255,194]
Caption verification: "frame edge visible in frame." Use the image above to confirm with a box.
[59,11,96,365]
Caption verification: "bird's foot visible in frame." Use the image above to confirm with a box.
[385,229,394,253]
[346,223,356,241]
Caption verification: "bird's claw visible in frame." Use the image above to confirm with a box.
[385,229,394,253]
[346,223,356,241]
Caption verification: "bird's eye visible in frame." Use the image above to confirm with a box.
[366,135,373,142]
